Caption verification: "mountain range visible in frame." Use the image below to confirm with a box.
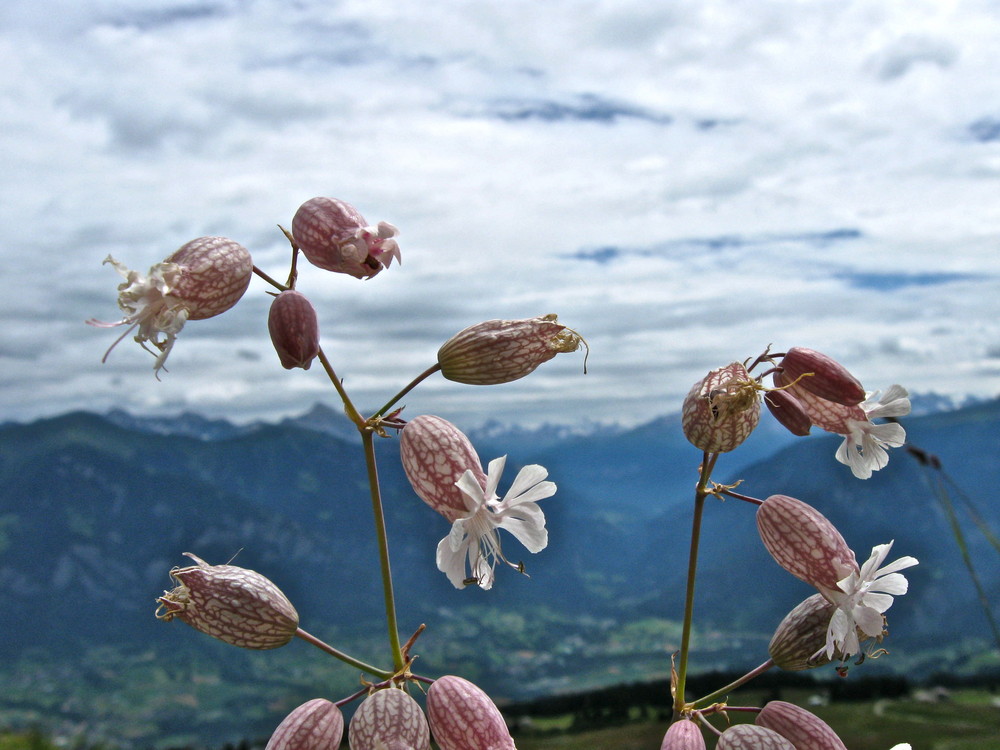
[1,399,997,747]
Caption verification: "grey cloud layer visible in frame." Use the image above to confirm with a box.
[2,0,999,427]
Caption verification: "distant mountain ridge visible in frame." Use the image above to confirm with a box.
[1,398,997,747]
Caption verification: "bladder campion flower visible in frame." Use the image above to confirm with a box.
[155,552,299,649]
[441,455,554,589]
[88,236,253,376]
[682,362,762,453]
[717,724,794,750]
[774,370,910,479]
[824,541,917,658]
[437,314,583,385]
[291,197,399,279]
[427,675,516,750]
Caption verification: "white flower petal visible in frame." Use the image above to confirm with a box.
[876,556,919,578]
[862,592,896,614]
[436,536,470,589]
[853,605,886,637]
[859,543,894,580]
[498,511,548,553]
[868,572,909,598]
[454,470,487,512]
[505,464,549,498]
[483,455,507,499]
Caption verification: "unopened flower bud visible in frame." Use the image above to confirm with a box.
[756,701,847,750]
[764,389,811,436]
[89,237,253,375]
[427,675,515,750]
[349,688,430,750]
[768,594,837,671]
[437,314,582,385]
[756,495,858,596]
[291,197,400,279]
[400,415,487,522]
[156,553,299,649]
[661,719,706,750]
[268,290,320,370]
[266,699,344,750]
[779,347,865,406]
[682,362,761,453]
[717,724,795,750]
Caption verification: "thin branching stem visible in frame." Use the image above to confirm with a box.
[370,364,443,421]
[361,429,406,673]
[295,627,392,679]
[690,659,775,709]
[674,451,719,716]
[316,347,365,427]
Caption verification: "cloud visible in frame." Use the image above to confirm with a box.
[2,0,1000,428]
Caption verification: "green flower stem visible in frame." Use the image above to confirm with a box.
[673,451,719,715]
[316,347,365,428]
[370,363,443,421]
[690,659,775,709]
[295,627,392,680]
[251,265,288,292]
[361,429,406,673]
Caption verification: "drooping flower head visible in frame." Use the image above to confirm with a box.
[437,314,583,385]
[291,197,400,279]
[268,290,320,370]
[265,698,344,750]
[88,236,253,376]
[757,497,917,660]
[156,552,299,649]
[682,362,762,453]
[427,676,516,750]
[349,688,430,750]
[773,348,910,479]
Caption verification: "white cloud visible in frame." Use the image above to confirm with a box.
[2,0,999,428]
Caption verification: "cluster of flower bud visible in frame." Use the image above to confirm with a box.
[682,347,910,478]
[265,677,514,750]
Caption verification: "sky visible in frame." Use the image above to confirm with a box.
[2,0,999,429]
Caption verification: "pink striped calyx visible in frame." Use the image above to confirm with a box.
[291,197,399,279]
[400,415,487,522]
[268,290,320,370]
[660,718,706,750]
[768,593,838,671]
[427,675,515,750]
[682,362,761,453]
[348,687,430,750]
[756,495,858,597]
[764,388,812,437]
[756,701,847,750]
[265,698,344,750]
[779,347,865,406]
[717,724,795,750]
[155,552,299,650]
[88,236,253,375]
[437,314,582,385]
